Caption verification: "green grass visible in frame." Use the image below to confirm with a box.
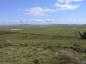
[0,26,86,64]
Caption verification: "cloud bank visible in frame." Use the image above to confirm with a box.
[25,0,83,16]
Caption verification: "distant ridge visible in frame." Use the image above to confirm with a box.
[0,24,86,26]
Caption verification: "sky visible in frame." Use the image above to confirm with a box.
[0,0,86,25]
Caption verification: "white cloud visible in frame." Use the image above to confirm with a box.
[57,0,83,4]
[25,7,56,16]
[55,0,83,10]
[55,3,79,10]
[68,0,83,1]
[25,7,46,16]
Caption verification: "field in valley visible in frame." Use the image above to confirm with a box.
[0,26,86,64]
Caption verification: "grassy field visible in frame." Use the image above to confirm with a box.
[0,26,86,64]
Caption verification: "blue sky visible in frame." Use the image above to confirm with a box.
[0,0,86,25]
